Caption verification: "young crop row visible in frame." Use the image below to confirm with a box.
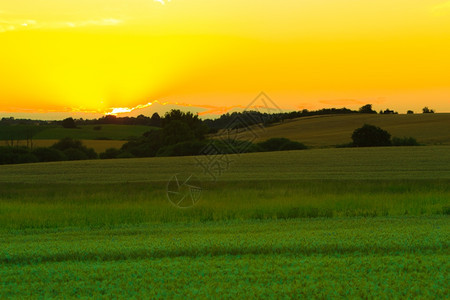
[1,217,448,264]
[1,217,448,298]
[0,180,448,230]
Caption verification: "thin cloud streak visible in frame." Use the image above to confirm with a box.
[0,18,123,33]
[105,99,284,117]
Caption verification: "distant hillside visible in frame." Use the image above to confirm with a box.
[0,124,155,141]
[232,113,450,147]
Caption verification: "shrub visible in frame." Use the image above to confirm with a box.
[213,139,262,154]
[17,153,39,164]
[0,147,16,165]
[156,140,208,157]
[116,151,134,159]
[279,141,308,151]
[100,148,122,159]
[258,138,307,152]
[0,146,38,165]
[32,147,66,162]
[51,138,83,151]
[63,148,89,161]
[62,117,77,128]
[335,142,354,148]
[51,138,97,159]
[163,120,195,145]
[351,124,391,147]
[391,137,420,146]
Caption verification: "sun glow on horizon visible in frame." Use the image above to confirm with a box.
[1,0,450,117]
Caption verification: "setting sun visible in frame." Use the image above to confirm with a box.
[1,0,450,118]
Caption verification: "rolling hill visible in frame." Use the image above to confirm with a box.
[0,124,155,141]
[0,124,156,152]
[251,113,450,147]
[1,146,449,183]
[1,114,449,152]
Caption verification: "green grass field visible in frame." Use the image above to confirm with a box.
[1,147,449,298]
[7,139,127,153]
[0,124,154,141]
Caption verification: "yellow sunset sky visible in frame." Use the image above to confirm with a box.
[1,0,450,119]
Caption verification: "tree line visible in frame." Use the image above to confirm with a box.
[0,108,420,165]
[1,104,436,130]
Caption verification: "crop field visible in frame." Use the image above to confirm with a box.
[251,113,450,147]
[1,146,449,298]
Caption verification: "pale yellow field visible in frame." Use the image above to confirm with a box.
[227,113,450,147]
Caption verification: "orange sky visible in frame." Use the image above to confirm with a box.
[1,0,450,119]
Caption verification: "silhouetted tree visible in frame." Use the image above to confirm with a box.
[150,112,162,127]
[422,107,435,113]
[163,110,208,140]
[407,110,414,114]
[99,148,122,159]
[381,109,397,114]
[351,124,391,147]
[359,104,377,114]
[63,148,88,161]
[32,147,66,162]
[163,120,195,145]
[51,138,97,159]
[62,117,76,128]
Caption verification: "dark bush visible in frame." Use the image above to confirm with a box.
[116,151,134,159]
[391,137,420,146]
[17,153,38,164]
[84,148,98,159]
[335,142,354,148]
[121,129,165,158]
[156,140,208,157]
[163,120,195,145]
[279,141,307,151]
[0,146,38,165]
[100,148,122,159]
[63,148,89,161]
[213,139,262,154]
[51,138,97,159]
[51,138,83,151]
[351,124,391,147]
[62,117,77,128]
[258,138,307,152]
[32,147,66,162]
[258,138,291,151]
[0,147,16,164]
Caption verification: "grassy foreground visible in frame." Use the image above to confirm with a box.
[1,218,448,298]
[0,180,448,229]
[0,146,449,298]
